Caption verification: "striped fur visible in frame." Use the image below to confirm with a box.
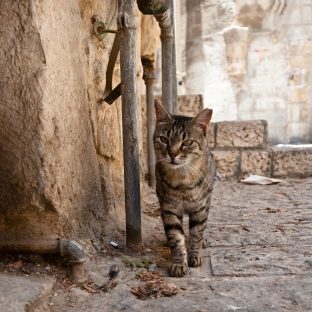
[154,102,215,277]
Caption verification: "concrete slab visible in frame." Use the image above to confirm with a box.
[210,245,312,276]
[0,274,54,312]
[207,222,312,246]
[57,274,312,312]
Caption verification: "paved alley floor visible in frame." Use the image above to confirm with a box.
[1,178,311,311]
[45,177,312,312]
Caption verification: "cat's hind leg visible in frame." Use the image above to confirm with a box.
[161,209,188,277]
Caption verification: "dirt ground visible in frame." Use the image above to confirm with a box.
[1,177,312,311]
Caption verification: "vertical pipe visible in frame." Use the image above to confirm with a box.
[155,11,173,113]
[137,1,174,114]
[118,0,142,250]
[142,60,156,188]
[170,0,178,114]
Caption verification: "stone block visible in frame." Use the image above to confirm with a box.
[211,150,240,178]
[207,123,215,148]
[290,86,309,103]
[0,274,54,312]
[154,94,204,117]
[272,145,312,177]
[240,150,271,177]
[177,94,204,117]
[288,70,304,85]
[216,120,268,148]
[302,5,312,24]
[302,40,312,55]
[289,55,311,69]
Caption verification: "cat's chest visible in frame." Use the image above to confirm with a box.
[159,184,207,207]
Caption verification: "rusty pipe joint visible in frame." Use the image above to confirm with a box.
[138,0,173,113]
[142,59,156,85]
[155,10,172,37]
[0,238,87,284]
[60,239,88,284]
[137,0,172,36]
[137,0,169,15]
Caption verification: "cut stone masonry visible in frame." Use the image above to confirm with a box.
[145,95,312,179]
[209,121,312,178]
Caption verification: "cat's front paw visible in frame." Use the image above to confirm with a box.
[188,255,202,267]
[169,263,188,277]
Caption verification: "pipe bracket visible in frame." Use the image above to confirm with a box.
[118,12,137,30]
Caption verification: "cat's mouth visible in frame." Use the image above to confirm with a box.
[168,160,184,168]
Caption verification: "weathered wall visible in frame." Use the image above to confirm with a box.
[178,0,312,143]
[0,0,136,242]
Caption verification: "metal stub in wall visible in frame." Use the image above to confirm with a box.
[92,15,118,41]
[103,84,122,105]
[91,14,121,105]
[98,29,122,104]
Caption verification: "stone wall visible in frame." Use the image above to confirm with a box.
[146,94,312,179]
[177,0,312,144]
[0,1,156,242]
[209,120,312,179]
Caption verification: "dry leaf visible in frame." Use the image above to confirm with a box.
[131,280,179,300]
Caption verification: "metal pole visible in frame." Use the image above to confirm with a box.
[155,11,173,113]
[137,1,174,113]
[142,59,156,188]
[170,0,178,114]
[118,0,142,250]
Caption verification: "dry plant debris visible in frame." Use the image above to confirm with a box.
[131,271,179,300]
[122,256,152,269]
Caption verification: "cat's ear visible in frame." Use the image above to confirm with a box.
[192,108,213,133]
[154,100,172,123]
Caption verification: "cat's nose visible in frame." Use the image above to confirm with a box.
[168,150,178,162]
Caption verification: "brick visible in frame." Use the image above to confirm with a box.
[216,120,267,148]
[211,150,240,178]
[240,150,271,177]
[272,145,312,177]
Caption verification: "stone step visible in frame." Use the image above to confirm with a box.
[212,145,312,178]
[215,120,268,149]
[0,274,55,312]
[272,144,312,177]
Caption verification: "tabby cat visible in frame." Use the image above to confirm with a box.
[154,102,215,277]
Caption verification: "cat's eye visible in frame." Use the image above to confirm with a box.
[159,136,169,144]
[182,140,193,146]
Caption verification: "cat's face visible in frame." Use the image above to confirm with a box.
[153,102,212,171]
